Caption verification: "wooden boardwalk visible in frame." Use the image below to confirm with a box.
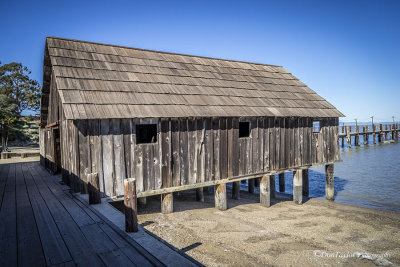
[0,162,162,266]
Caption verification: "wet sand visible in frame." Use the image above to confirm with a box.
[136,188,400,266]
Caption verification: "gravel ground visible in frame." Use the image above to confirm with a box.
[130,187,400,266]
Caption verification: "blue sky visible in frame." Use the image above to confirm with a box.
[1,0,399,122]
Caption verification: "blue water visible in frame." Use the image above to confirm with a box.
[278,141,400,213]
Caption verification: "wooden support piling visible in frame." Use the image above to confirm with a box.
[88,173,101,204]
[373,124,376,144]
[138,197,147,206]
[196,188,204,202]
[161,193,173,214]
[270,175,276,198]
[302,169,309,197]
[232,181,240,200]
[214,183,227,210]
[355,125,360,146]
[385,125,388,141]
[124,178,138,232]
[325,164,334,201]
[346,126,351,148]
[260,174,273,207]
[363,125,369,145]
[278,173,285,192]
[378,124,383,142]
[248,179,255,194]
[293,170,303,204]
[392,124,395,140]
[341,124,345,148]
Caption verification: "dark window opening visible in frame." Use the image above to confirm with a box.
[239,121,250,138]
[313,121,320,133]
[136,124,157,144]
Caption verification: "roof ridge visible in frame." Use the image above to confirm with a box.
[46,36,284,69]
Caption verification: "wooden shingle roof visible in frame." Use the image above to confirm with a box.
[43,36,344,120]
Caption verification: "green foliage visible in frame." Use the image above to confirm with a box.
[7,118,39,145]
[0,61,41,115]
[0,94,18,121]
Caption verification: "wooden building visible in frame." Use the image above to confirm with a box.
[40,37,343,212]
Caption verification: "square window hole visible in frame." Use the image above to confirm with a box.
[239,121,250,138]
[313,121,320,133]
[136,124,157,144]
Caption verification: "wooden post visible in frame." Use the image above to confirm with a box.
[363,125,369,145]
[161,193,173,214]
[248,179,255,194]
[325,164,334,201]
[385,125,388,141]
[88,173,101,204]
[341,124,345,148]
[214,183,227,210]
[391,124,395,140]
[346,126,351,148]
[378,124,383,142]
[278,173,285,192]
[196,188,204,202]
[1,152,9,159]
[138,197,147,205]
[293,170,303,204]
[232,181,240,200]
[302,169,309,197]
[124,178,138,232]
[21,153,26,158]
[373,124,376,144]
[260,174,272,207]
[355,125,360,146]
[270,175,276,198]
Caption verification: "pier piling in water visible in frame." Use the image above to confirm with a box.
[346,126,351,148]
[338,123,399,147]
[378,124,383,143]
[355,125,360,146]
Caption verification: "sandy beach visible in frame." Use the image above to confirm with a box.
[135,187,400,266]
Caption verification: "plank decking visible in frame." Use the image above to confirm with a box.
[0,162,162,266]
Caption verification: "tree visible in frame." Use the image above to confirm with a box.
[0,62,41,115]
[0,94,18,120]
[0,94,18,151]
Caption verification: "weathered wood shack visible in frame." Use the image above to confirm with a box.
[40,37,343,211]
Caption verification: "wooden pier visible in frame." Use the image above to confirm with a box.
[0,162,166,266]
[338,123,399,147]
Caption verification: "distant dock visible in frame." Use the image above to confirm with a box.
[338,123,399,147]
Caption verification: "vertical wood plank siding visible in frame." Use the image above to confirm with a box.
[56,117,339,197]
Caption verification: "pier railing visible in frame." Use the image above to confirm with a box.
[338,123,399,148]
